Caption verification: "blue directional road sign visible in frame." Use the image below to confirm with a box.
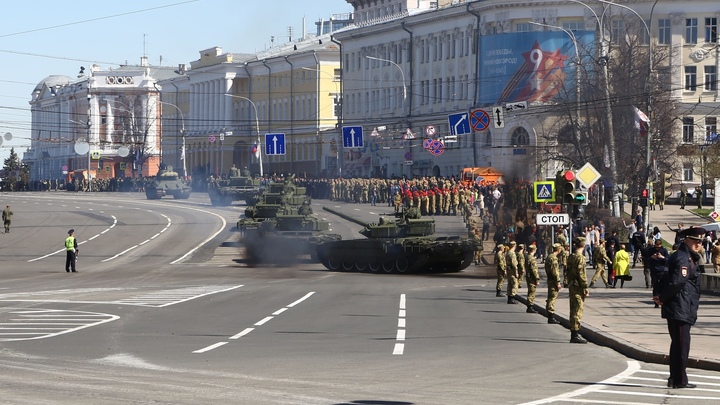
[265,133,286,155]
[448,112,471,136]
[342,126,363,148]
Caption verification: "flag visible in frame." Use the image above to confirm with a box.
[633,106,649,137]
[250,144,259,158]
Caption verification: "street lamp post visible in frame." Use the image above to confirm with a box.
[158,101,186,177]
[595,0,655,231]
[224,94,263,177]
[301,66,341,177]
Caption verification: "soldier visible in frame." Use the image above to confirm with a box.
[679,186,687,209]
[471,228,484,265]
[590,239,612,288]
[505,241,519,304]
[567,237,590,344]
[495,244,507,297]
[558,243,569,287]
[516,244,526,289]
[695,186,703,209]
[2,205,12,233]
[393,192,402,213]
[545,243,562,324]
[525,245,540,313]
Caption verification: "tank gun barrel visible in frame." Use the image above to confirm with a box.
[322,206,370,227]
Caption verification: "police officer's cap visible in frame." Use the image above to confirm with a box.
[68,229,74,234]
[680,227,706,241]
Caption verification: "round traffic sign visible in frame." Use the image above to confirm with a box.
[208,135,216,142]
[470,109,490,131]
[425,125,436,136]
[426,140,444,156]
[404,151,413,160]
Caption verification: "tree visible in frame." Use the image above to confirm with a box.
[1,147,29,191]
[112,96,159,177]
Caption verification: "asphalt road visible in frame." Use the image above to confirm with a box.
[0,192,718,404]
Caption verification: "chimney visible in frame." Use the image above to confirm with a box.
[140,56,148,66]
[178,64,186,75]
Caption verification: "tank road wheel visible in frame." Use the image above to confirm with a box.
[382,261,395,273]
[342,261,355,272]
[327,257,341,271]
[355,261,368,272]
[368,262,381,272]
[395,257,410,273]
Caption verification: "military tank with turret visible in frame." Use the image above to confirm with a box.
[207,167,263,206]
[145,165,191,200]
[315,206,478,273]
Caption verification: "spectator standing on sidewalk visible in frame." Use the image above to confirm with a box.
[654,227,704,389]
[631,227,647,267]
[665,222,685,246]
[712,240,720,273]
[645,239,669,306]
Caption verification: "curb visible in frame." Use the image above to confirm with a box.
[513,294,720,372]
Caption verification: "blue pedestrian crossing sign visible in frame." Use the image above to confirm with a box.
[265,133,286,155]
[533,181,555,203]
[342,126,363,148]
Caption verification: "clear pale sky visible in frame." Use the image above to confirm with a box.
[0,0,352,162]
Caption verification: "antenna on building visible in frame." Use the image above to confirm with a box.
[288,26,293,42]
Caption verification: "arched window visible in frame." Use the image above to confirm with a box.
[510,126,530,146]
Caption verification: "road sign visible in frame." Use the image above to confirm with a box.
[533,181,555,203]
[403,128,416,140]
[443,135,457,143]
[342,126,363,148]
[448,112,471,136]
[265,133,286,155]
[425,125,436,136]
[469,109,490,131]
[219,133,225,141]
[208,135,216,142]
[536,213,570,226]
[425,139,444,156]
[370,128,379,137]
[492,106,505,129]
[62,165,68,171]
[711,211,719,221]
[576,162,602,188]
[504,101,528,112]
[91,151,100,160]
[405,160,414,166]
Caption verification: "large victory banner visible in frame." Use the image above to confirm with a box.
[479,31,596,106]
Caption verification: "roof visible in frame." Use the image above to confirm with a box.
[33,75,73,92]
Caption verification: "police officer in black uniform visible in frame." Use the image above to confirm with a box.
[654,226,704,389]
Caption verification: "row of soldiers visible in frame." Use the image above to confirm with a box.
[494,237,591,344]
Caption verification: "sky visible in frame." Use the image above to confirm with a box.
[0,0,353,162]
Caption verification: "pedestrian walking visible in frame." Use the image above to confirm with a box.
[2,205,12,233]
[65,229,78,273]
[612,244,631,288]
[654,227,704,389]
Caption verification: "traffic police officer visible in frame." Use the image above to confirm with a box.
[654,227,704,389]
[65,229,78,273]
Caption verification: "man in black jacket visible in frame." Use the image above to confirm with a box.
[654,226,704,389]
[631,227,647,267]
[644,239,669,304]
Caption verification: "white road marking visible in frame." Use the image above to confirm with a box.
[194,291,316,353]
[28,215,118,262]
[394,294,406,355]
[0,309,119,342]
[102,214,171,262]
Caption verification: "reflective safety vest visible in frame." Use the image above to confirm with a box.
[65,236,75,251]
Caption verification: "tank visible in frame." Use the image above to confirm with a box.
[207,175,263,206]
[241,177,311,221]
[315,206,479,274]
[237,204,342,264]
[145,165,191,200]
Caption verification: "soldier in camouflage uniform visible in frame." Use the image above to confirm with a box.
[525,245,540,313]
[590,239,611,288]
[495,244,507,297]
[545,243,562,324]
[516,244,526,289]
[505,241,519,304]
[558,243,569,287]
[567,237,590,344]
[472,228,484,265]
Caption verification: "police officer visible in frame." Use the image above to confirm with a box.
[654,227,704,389]
[525,245,540,313]
[567,237,589,344]
[545,243,562,324]
[65,229,78,273]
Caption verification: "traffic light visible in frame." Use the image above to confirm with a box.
[639,188,649,207]
[572,191,588,205]
[559,170,576,204]
[660,173,671,201]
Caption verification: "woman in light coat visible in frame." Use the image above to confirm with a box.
[613,244,631,288]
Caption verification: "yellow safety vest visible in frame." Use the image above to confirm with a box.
[65,236,75,251]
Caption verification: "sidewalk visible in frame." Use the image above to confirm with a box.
[514,203,720,372]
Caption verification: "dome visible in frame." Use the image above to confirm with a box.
[34,75,73,92]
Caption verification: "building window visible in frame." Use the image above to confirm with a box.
[515,22,533,32]
[706,117,717,141]
[611,19,625,43]
[683,117,695,143]
[705,66,718,91]
[706,17,718,43]
[686,18,698,44]
[562,20,584,31]
[683,163,694,182]
[685,66,697,91]
[658,19,671,45]
[510,127,530,146]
